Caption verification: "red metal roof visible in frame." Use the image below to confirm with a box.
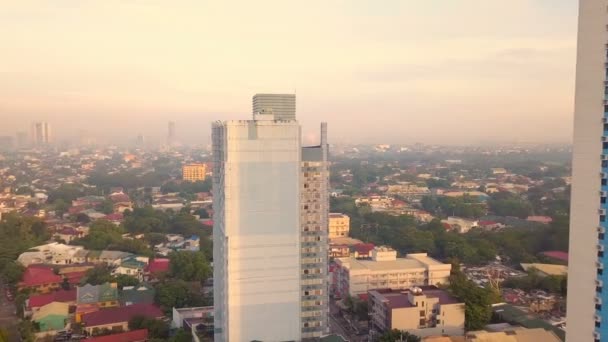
[85,329,148,342]
[28,289,76,309]
[109,193,131,203]
[541,251,569,263]
[20,265,62,287]
[353,243,375,255]
[82,303,163,327]
[145,258,169,274]
[64,271,87,284]
[103,213,124,221]
[478,220,498,226]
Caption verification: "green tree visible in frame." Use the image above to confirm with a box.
[128,316,169,339]
[170,329,193,342]
[17,320,35,342]
[114,274,140,288]
[488,196,533,218]
[53,199,70,217]
[1,262,24,285]
[447,263,496,330]
[169,251,211,282]
[99,199,115,215]
[155,280,205,310]
[379,329,421,342]
[47,184,83,204]
[0,213,49,272]
[82,266,113,285]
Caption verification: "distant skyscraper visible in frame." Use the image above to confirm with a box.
[567,1,607,341]
[30,122,51,145]
[136,134,145,146]
[213,94,328,341]
[252,93,296,120]
[168,121,176,145]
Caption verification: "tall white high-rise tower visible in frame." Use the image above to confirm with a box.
[212,94,328,341]
[567,1,608,341]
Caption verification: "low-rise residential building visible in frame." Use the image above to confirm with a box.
[352,243,375,259]
[443,191,489,202]
[18,265,63,294]
[112,256,149,280]
[81,303,163,335]
[76,282,119,320]
[172,306,214,340]
[334,247,451,297]
[387,183,430,197]
[119,284,155,306]
[109,191,133,213]
[450,181,480,190]
[520,263,568,277]
[441,217,478,234]
[329,213,350,238]
[526,216,553,225]
[32,301,70,332]
[465,328,561,342]
[172,306,214,329]
[53,227,85,243]
[87,250,132,266]
[355,196,394,210]
[85,329,149,342]
[369,287,465,338]
[17,242,85,266]
[144,258,170,281]
[154,234,200,256]
[329,244,350,258]
[27,289,76,315]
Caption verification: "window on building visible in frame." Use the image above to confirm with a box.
[420,310,425,317]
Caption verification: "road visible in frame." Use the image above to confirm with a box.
[0,282,17,341]
[329,300,367,342]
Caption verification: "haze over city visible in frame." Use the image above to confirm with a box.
[1,1,577,145]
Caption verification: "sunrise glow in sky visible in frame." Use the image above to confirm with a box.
[0,1,577,145]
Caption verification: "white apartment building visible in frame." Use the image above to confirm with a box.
[17,242,85,267]
[213,94,329,341]
[334,247,451,298]
[567,1,608,341]
[329,213,350,239]
[441,216,478,234]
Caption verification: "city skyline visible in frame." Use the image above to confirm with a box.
[1,1,577,145]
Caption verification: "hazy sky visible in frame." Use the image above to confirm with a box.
[0,1,577,145]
